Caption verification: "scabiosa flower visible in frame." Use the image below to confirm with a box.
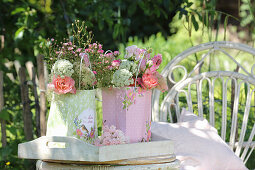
[124,45,138,58]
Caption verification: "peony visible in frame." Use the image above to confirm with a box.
[52,76,76,94]
[142,73,158,89]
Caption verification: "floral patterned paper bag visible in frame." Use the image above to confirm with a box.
[102,87,151,143]
[46,90,97,144]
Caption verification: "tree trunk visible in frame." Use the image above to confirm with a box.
[37,55,47,136]
[19,67,33,140]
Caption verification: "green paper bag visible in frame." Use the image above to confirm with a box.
[46,90,97,144]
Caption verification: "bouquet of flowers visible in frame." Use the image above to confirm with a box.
[85,44,168,93]
[112,45,168,92]
[44,20,97,93]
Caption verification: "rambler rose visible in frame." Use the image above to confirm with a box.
[52,76,76,94]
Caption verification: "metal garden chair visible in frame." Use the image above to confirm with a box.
[152,41,255,166]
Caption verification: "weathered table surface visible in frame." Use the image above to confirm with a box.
[36,159,180,170]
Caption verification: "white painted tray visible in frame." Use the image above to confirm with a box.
[18,136,174,163]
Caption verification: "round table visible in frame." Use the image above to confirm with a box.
[36,159,180,170]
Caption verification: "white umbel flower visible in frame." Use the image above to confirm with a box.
[112,69,134,87]
[52,59,74,78]
[119,60,138,74]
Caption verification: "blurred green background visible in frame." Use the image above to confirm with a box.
[1,0,255,169]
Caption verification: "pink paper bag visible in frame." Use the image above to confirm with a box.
[102,87,151,143]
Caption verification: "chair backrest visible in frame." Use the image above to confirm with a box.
[152,41,255,164]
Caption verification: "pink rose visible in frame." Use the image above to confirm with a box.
[53,76,76,94]
[112,59,121,67]
[97,50,104,53]
[142,73,158,89]
[98,44,102,50]
[152,54,162,69]
[114,51,120,56]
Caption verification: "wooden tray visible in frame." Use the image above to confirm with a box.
[18,136,174,164]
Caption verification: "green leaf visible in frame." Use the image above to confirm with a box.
[0,109,10,121]
[191,15,199,31]
[14,27,25,40]
[11,7,26,15]
[224,16,229,41]
[113,24,120,39]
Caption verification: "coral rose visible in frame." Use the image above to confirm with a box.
[142,73,158,89]
[53,76,76,94]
